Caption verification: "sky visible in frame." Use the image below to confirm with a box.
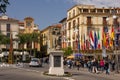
[5,0,120,30]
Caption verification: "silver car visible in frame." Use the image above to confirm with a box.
[29,58,42,67]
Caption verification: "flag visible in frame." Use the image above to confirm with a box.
[78,34,80,51]
[94,31,98,49]
[81,35,83,50]
[109,39,113,47]
[110,27,115,40]
[105,32,109,49]
[89,30,94,49]
[83,34,86,50]
[110,27,114,47]
[76,37,80,51]
[86,39,90,50]
[103,32,106,48]
[97,30,100,49]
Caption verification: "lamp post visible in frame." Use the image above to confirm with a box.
[113,15,119,73]
[106,9,120,73]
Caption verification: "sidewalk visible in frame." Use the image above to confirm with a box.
[65,66,120,80]
[0,63,15,67]
[0,62,25,68]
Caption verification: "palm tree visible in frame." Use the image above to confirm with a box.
[17,32,40,58]
[31,32,40,57]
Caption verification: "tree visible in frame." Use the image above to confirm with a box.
[62,47,73,57]
[17,32,40,57]
[0,0,9,13]
[0,32,10,51]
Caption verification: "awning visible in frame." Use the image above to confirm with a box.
[67,55,74,59]
[74,53,82,57]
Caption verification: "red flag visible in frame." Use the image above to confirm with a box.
[89,30,94,48]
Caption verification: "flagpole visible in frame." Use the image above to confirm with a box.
[74,24,80,54]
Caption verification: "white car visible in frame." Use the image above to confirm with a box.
[29,58,42,67]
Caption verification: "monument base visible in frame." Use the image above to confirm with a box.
[49,67,64,75]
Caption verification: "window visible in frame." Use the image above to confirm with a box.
[104,9,110,13]
[69,12,71,18]
[7,33,10,37]
[83,9,89,13]
[113,18,119,27]
[68,22,71,30]
[103,17,107,27]
[6,24,10,32]
[87,26,91,35]
[77,18,79,24]
[73,9,75,17]
[73,41,76,50]
[97,9,103,13]
[87,16,92,26]
[73,20,76,28]
[79,9,82,13]
[90,9,96,13]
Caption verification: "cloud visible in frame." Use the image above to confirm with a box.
[69,0,120,7]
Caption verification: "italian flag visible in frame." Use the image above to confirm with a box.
[97,30,100,49]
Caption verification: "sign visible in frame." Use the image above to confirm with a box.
[54,55,61,67]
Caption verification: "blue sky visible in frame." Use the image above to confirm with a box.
[6,0,74,30]
[5,0,120,30]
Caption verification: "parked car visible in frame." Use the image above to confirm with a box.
[29,58,42,67]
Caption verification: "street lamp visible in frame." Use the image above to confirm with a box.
[106,9,120,73]
[113,15,120,73]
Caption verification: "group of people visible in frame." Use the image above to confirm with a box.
[87,58,114,74]
[64,57,116,75]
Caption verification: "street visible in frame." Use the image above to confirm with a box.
[0,66,65,80]
[0,63,120,80]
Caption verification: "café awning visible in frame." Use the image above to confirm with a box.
[67,55,74,59]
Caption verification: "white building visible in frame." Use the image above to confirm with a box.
[0,14,19,50]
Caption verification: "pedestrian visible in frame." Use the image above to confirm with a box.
[105,61,110,75]
[67,59,72,69]
[92,58,99,73]
[99,59,105,72]
[111,59,115,71]
[87,60,92,72]
[76,60,80,70]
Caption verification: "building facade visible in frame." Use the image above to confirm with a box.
[62,4,120,53]
[41,24,61,55]
[19,17,40,51]
[0,14,19,50]
[59,18,67,48]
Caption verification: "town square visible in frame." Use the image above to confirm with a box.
[0,0,120,80]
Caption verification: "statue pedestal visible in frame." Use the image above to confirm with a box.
[49,50,64,75]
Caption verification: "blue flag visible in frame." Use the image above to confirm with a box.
[94,31,98,49]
